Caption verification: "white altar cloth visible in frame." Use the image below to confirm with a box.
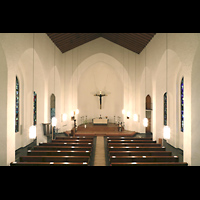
[93,118,108,125]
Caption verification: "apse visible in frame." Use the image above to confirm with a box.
[78,61,123,123]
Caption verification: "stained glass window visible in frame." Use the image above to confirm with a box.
[33,91,37,125]
[164,92,167,126]
[50,94,56,120]
[181,77,184,132]
[15,77,20,132]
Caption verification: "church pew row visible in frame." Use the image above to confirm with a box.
[19,155,90,162]
[107,140,156,143]
[52,139,93,143]
[111,162,188,166]
[55,136,94,140]
[11,136,94,166]
[33,146,92,151]
[106,136,188,166]
[27,150,91,156]
[39,142,93,147]
[107,136,152,140]
[11,149,91,166]
[110,155,179,163]
[10,162,88,166]
[108,143,161,147]
[108,146,166,151]
[109,151,172,156]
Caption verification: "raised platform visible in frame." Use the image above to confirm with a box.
[76,123,136,137]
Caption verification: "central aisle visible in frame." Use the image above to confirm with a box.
[94,136,106,166]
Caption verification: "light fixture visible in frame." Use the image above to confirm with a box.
[51,116,57,140]
[133,114,138,122]
[127,52,130,120]
[29,125,36,139]
[134,53,138,122]
[29,33,36,139]
[143,118,148,128]
[76,109,79,115]
[163,125,170,139]
[143,47,147,128]
[62,113,67,122]
[52,116,57,127]
[51,44,57,140]
[163,33,170,140]
[122,109,125,115]
[127,111,130,119]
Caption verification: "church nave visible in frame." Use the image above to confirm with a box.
[1,33,200,166]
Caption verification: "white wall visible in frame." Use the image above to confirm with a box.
[78,55,123,123]
[63,38,137,131]
[191,43,200,165]
[0,33,63,165]
[139,33,199,165]
[0,41,8,165]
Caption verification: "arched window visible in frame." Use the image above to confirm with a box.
[33,91,37,125]
[181,77,184,132]
[15,76,20,132]
[50,93,56,120]
[164,92,167,126]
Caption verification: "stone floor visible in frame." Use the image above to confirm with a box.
[94,136,106,166]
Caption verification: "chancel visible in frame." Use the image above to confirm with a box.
[2,33,200,166]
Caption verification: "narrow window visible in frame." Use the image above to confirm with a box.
[164,92,167,126]
[33,91,37,125]
[50,93,56,120]
[181,77,184,132]
[15,76,20,132]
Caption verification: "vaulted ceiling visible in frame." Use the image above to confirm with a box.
[46,33,156,54]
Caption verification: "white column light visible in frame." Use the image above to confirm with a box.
[29,125,36,139]
[143,118,148,127]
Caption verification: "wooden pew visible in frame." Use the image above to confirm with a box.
[107,139,156,143]
[10,161,88,166]
[11,135,94,166]
[33,146,92,151]
[20,155,90,163]
[107,136,152,140]
[39,142,93,147]
[55,136,94,140]
[108,143,161,147]
[108,146,166,151]
[110,155,179,163]
[52,139,93,143]
[109,151,172,156]
[27,150,91,156]
[111,162,188,166]
[106,135,188,166]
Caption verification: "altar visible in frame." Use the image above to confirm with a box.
[93,118,108,125]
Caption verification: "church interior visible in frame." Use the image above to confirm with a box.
[1,33,200,166]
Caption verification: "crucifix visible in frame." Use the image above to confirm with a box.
[94,91,107,109]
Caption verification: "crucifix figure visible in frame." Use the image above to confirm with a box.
[94,91,107,109]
